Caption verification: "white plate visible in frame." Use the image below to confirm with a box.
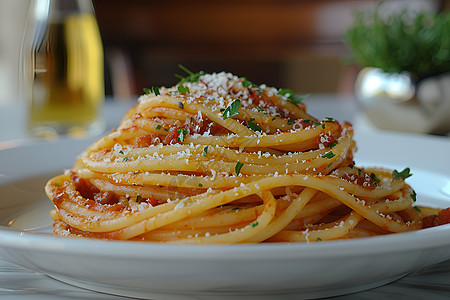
[0,132,449,300]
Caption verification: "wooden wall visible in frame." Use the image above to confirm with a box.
[92,0,443,97]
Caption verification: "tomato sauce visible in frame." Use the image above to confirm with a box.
[69,172,122,209]
[423,207,450,228]
[341,171,378,189]
[163,114,231,145]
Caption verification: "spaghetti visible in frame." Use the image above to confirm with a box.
[45,69,449,243]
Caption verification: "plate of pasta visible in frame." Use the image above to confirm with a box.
[0,69,450,299]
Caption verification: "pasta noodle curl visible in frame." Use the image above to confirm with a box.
[45,70,446,243]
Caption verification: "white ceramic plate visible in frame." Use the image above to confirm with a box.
[0,131,449,300]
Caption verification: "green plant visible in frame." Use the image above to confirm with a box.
[344,9,450,80]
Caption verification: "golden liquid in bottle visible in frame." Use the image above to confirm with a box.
[29,14,104,137]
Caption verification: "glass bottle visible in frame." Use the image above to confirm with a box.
[21,0,104,139]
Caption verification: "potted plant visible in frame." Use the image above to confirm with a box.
[345,8,450,134]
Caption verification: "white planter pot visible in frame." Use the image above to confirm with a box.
[355,68,450,135]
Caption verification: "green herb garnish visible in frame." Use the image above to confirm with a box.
[414,205,422,213]
[246,118,262,132]
[177,128,189,142]
[327,141,338,147]
[392,168,412,180]
[177,85,190,94]
[241,78,254,87]
[136,195,143,203]
[235,161,244,175]
[203,146,208,157]
[255,106,267,114]
[250,221,259,228]
[411,190,417,202]
[144,86,160,96]
[175,64,204,85]
[156,125,162,130]
[223,100,241,119]
[241,77,261,93]
[322,151,335,159]
[278,89,310,104]
[122,157,129,162]
[370,173,381,186]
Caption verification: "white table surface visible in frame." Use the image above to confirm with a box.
[1,95,449,299]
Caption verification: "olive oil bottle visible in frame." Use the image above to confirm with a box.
[22,0,104,138]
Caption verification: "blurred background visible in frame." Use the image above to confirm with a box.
[0,0,448,104]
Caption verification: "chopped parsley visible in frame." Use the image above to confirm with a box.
[241,78,254,87]
[250,221,259,228]
[287,119,294,125]
[392,168,412,180]
[235,161,244,175]
[177,85,190,94]
[177,128,189,142]
[322,151,335,159]
[198,183,203,187]
[241,77,261,93]
[327,141,338,147]
[136,195,143,203]
[143,86,160,96]
[223,100,241,119]
[156,125,162,130]
[175,64,203,85]
[278,89,309,104]
[370,173,381,186]
[411,190,417,202]
[414,205,422,213]
[246,118,262,132]
[119,150,124,155]
[313,122,325,128]
[255,106,267,114]
[316,237,322,241]
[122,157,129,162]
[203,146,208,157]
